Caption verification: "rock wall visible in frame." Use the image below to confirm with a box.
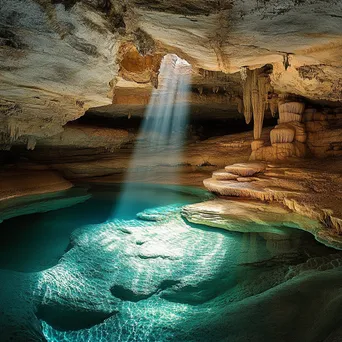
[1,0,342,153]
[304,108,342,158]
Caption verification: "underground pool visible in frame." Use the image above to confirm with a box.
[0,184,341,342]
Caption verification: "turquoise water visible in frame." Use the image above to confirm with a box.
[0,184,341,342]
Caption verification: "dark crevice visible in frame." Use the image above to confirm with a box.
[36,304,117,331]
[110,280,181,303]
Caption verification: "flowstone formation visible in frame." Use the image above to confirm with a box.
[202,161,342,249]
[250,98,307,161]
[249,97,342,161]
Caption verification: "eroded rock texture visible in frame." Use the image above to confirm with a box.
[0,0,118,145]
[203,160,342,249]
[1,0,342,152]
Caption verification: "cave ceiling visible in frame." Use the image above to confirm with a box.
[0,0,342,144]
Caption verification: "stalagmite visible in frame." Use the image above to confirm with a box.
[278,101,305,124]
[251,139,264,151]
[279,102,305,115]
[270,125,295,144]
[290,122,307,143]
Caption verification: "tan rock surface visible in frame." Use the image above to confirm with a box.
[270,126,295,144]
[0,169,91,222]
[17,129,272,179]
[182,198,321,235]
[203,160,342,249]
[0,0,118,144]
[1,0,342,148]
[35,123,132,151]
[0,170,73,201]
[225,162,267,177]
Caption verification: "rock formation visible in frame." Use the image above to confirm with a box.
[1,2,342,342]
[241,66,273,139]
[250,97,309,161]
[1,0,342,151]
[202,161,342,249]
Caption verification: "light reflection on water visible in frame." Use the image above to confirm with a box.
[35,185,302,342]
[0,184,340,342]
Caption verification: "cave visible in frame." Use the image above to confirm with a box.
[1,1,342,341]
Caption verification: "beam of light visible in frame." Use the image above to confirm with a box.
[113,55,192,219]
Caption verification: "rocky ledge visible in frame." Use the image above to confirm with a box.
[0,170,90,222]
[183,160,342,249]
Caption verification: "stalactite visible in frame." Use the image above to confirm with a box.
[7,119,21,142]
[26,136,36,150]
[242,68,253,124]
[197,86,203,95]
[235,96,243,114]
[254,72,271,140]
[240,66,248,82]
[269,95,279,117]
[213,86,219,93]
[278,101,305,123]
[242,66,272,139]
[283,53,290,70]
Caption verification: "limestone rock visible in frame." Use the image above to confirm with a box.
[303,110,316,122]
[279,102,305,115]
[289,122,307,143]
[251,139,265,151]
[181,199,320,235]
[224,162,266,177]
[278,101,305,124]
[212,170,239,180]
[270,125,295,144]
[307,127,342,158]
[250,143,297,161]
[305,121,329,133]
[0,1,119,143]
[278,112,302,124]
[294,141,307,158]
[35,124,132,151]
[203,161,342,248]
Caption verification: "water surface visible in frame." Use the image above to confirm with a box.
[0,184,341,342]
